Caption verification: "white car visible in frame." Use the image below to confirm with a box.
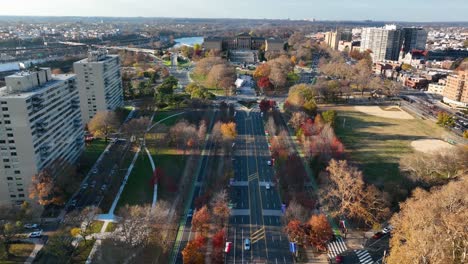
[267,160,272,166]
[244,238,251,250]
[29,230,42,238]
[24,223,39,229]
[266,183,271,190]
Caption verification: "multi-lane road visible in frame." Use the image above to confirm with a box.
[226,108,292,264]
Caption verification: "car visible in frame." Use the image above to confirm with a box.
[265,183,271,190]
[267,160,272,166]
[335,255,344,263]
[70,199,77,206]
[81,183,88,189]
[90,180,96,188]
[372,231,384,239]
[224,242,233,253]
[29,230,42,238]
[187,209,193,218]
[100,184,107,191]
[24,223,39,229]
[92,168,98,174]
[244,238,251,251]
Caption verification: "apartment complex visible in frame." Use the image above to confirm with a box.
[0,68,84,206]
[402,27,428,54]
[73,49,123,124]
[324,30,352,50]
[361,25,403,62]
[443,70,468,107]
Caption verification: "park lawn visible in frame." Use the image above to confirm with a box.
[0,243,35,263]
[149,147,188,202]
[117,153,154,207]
[87,221,104,234]
[330,106,446,187]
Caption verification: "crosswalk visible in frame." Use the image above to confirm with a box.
[327,237,347,259]
[354,249,374,264]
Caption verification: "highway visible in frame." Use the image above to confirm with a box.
[226,107,292,264]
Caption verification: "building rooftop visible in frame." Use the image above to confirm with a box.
[0,73,75,99]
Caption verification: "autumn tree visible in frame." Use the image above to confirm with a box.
[170,120,199,153]
[114,205,153,247]
[400,147,468,186]
[320,159,390,227]
[387,176,468,264]
[182,235,206,264]
[121,116,151,140]
[282,200,309,224]
[284,220,308,245]
[88,111,120,142]
[436,112,455,127]
[257,76,272,90]
[191,205,211,234]
[0,221,22,257]
[308,214,333,251]
[289,111,308,131]
[211,191,230,227]
[220,122,237,141]
[29,167,64,206]
[253,64,271,79]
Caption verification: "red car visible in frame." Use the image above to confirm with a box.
[224,242,232,253]
[335,255,344,263]
[372,231,384,239]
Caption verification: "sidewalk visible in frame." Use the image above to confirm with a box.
[24,238,45,264]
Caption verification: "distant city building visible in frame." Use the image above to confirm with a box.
[361,25,403,62]
[428,79,447,95]
[203,33,284,52]
[324,30,352,50]
[0,68,84,206]
[443,70,468,107]
[73,49,124,124]
[265,38,284,52]
[402,27,428,54]
[338,40,361,52]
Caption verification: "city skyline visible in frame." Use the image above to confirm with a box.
[1,0,468,22]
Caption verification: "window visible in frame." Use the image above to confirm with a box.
[7,177,13,180]
[5,121,11,124]
[1,107,8,111]
[10,195,16,198]
[4,165,11,169]
[17,188,24,192]
[14,170,20,174]
[11,152,17,156]
[18,194,25,198]
[7,133,13,137]
[3,159,9,162]
[4,114,10,118]
[8,140,14,143]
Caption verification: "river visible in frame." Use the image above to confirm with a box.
[173,36,204,48]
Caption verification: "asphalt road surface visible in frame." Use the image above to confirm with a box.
[226,108,292,264]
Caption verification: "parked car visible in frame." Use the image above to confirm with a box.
[224,242,233,253]
[100,184,107,191]
[81,183,88,189]
[29,230,42,238]
[267,160,272,166]
[24,223,39,229]
[244,238,251,250]
[372,231,384,239]
[265,183,271,190]
[335,255,344,263]
[90,180,96,188]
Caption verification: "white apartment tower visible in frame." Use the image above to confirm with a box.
[361,25,403,62]
[74,49,123,124]
[0,68,84,206]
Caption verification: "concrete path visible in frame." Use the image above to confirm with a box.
[24,239,44,264]
[86,146,141,264]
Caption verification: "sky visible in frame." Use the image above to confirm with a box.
[0,0,467,22]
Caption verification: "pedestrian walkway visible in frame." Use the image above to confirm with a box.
[354,249,374,264]
[24,239,44,264]
[327,237,347,259]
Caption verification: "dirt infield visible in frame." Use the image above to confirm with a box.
[354,106,414,119]
[411,139,455,154]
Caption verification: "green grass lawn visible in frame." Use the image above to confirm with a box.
[330,106,446,188]
[117,152,154,207]
[149,147,188,202]
[0,243,35,263]
[152,111,185,126]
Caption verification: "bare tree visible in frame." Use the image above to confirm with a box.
[320,159,390,226]
[400,147,468,186]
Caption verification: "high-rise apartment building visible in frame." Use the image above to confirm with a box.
[443,70,468,107]
[324,30,352,50]
[73,49,123,124]
[361,25,403,62]
[0,68,84,206]
[402,27,428,54]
